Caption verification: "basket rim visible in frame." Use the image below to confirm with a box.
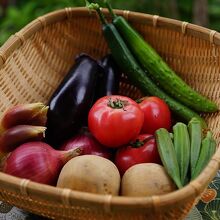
[1,7,220,66]
[0,7,219,211]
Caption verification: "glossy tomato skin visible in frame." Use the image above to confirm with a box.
[88,95,144,148]
[115,134,161,175]
[139,97,171,134]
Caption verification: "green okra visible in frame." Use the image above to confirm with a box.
[188,117,202,177]
[156,128,182,188]
[173,122,190,185]
[191,131,216,180]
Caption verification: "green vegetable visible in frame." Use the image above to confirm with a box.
[104,0,218,113]
[173,122,190,185]
[156,128,182,188]
[188,117,203,176]
[191,131,216,180]
[87,2,206,126]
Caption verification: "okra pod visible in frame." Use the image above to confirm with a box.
[191,131,216,180]
[156,128,182,188]
[173,122,190,185]
[188,117,202,176]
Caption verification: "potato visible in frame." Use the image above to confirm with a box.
[121,163,176,197]
[57,155,120,195]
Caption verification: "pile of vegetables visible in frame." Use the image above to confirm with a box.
[0,0,218,197]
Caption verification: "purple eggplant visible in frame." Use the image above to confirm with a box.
[45,54,101,147]
[96,54,121,99]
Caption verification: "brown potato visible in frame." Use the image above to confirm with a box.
[57,155,120,195]
[121,163,176,197]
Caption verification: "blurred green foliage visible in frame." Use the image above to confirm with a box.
[0,0,78,44]
[0,0,220,46]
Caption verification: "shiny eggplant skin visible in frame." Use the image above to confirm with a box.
[96,54,121,99]
[45,54,100,147]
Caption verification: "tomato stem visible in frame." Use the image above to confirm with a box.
[130,135,154,148]
[135,98,143,104]
[107,98,128,110]
[130,139,144,148]
[136,97,148,104]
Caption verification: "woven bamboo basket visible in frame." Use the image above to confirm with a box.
[0,7,219,220]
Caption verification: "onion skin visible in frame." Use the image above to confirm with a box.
[0,103,48,132]
[3,142,81,185]
[60,132,112,159]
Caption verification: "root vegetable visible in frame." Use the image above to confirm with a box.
[121,163,176,197]
[57,155,120,195]
[3,142,81,185]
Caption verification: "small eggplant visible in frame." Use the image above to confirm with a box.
[45,54,101,147]
[96,54,121,99]
[0,125,46,154]
[0,103,48,132]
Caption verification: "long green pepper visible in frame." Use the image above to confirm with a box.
[87,2,206,126]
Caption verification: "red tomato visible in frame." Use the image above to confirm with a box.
[115,134,161,175]
[138,96,171,134]
[88,95,144,148]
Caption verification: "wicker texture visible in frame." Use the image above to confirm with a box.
[0,7,219,220]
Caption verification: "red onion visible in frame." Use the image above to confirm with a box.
[60,132,112,159]
[3,141,81,185]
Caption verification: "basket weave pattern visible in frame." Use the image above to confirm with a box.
[0,7,219,220]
